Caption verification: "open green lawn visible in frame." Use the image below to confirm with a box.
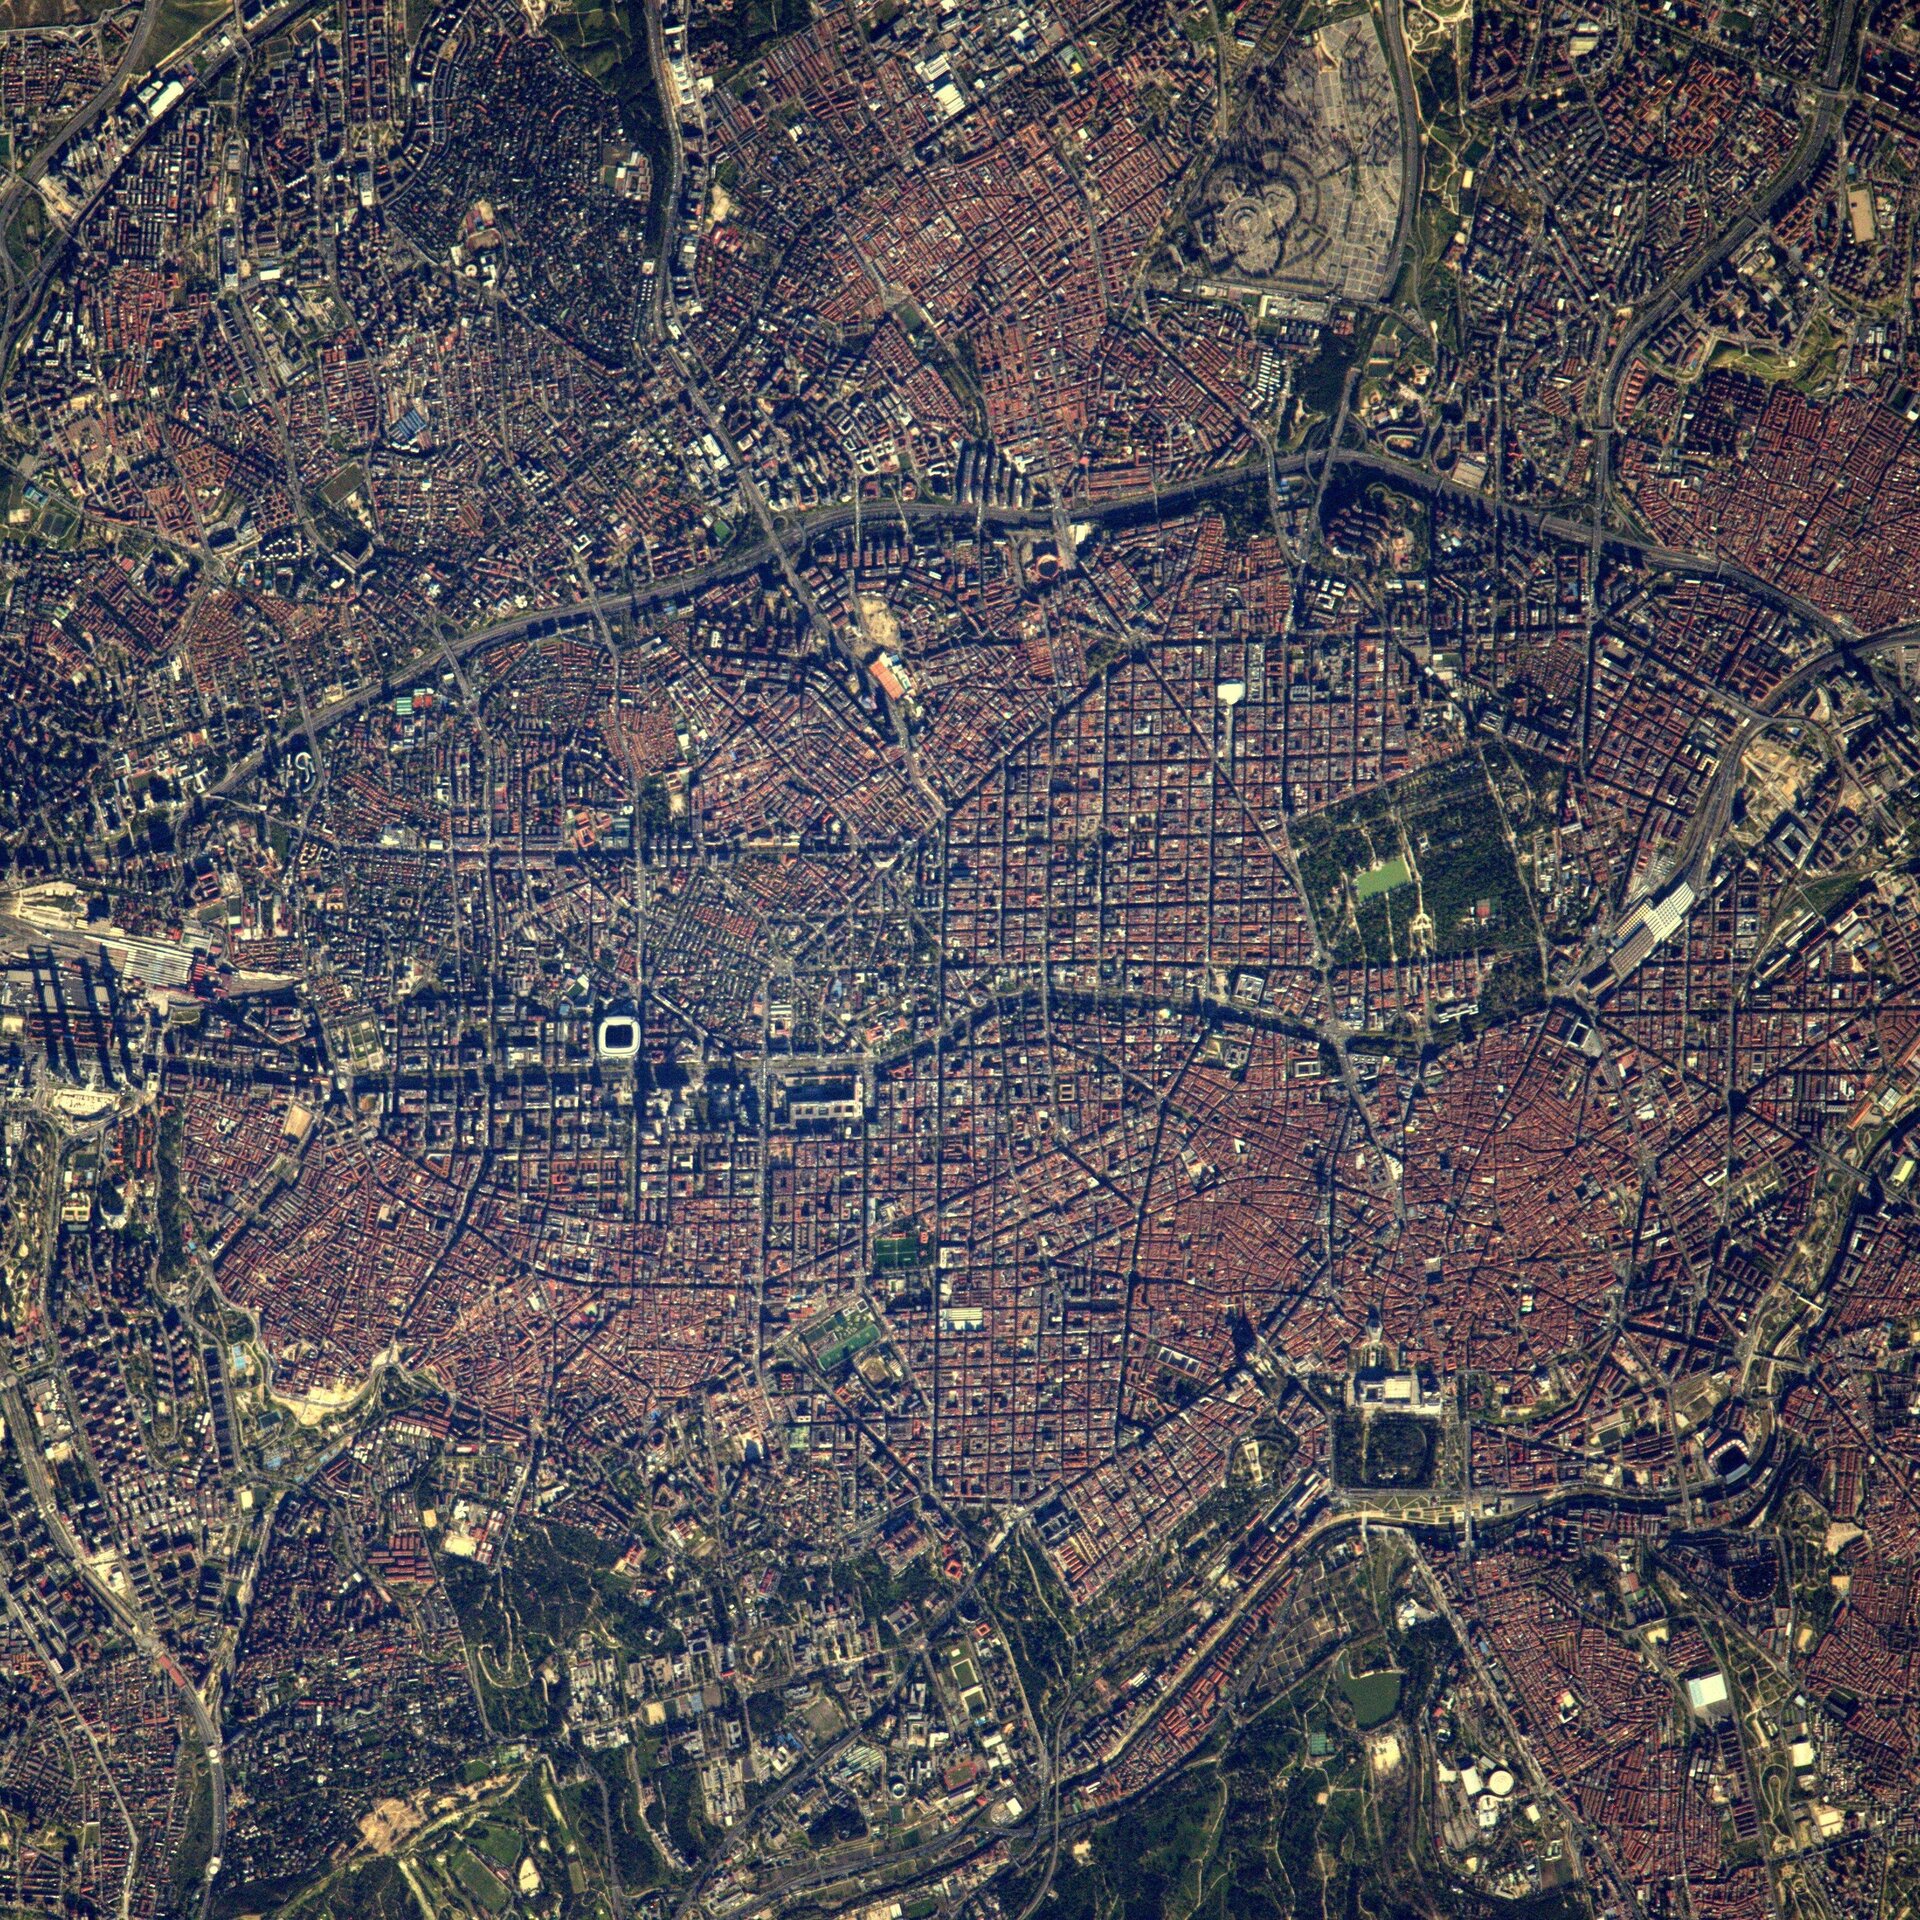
[1342,1668,1403,1728]
[1355,856,1411,900]
[1291,751,1534,964]
[468,1820,522,1869]
[446,1842,513,1913]
[142,0,231,72]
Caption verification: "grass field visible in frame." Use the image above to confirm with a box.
[1354,856,1411,900]
[0,0,113,25]
[142,0,232,74]
[447,1842,513,1913]
[1342,1667,1403,1728]
[1291,751,1534,964]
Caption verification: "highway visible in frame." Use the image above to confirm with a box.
[1331,445,1861,642]
[1589,0,1857,543]
[0,0,162,361]
[0,1357,229,1891]
[204,419,1887,819]
[1377,0,1423,304]
[666,1513,1024,1920]
[1579,610,1920,982]
[1404,1532,1644,1917]
[641,0,684,345]
[0,0,336,374]
[0,0,1891,1909]
[204,460,1316,799]
[1595,7,1854,449]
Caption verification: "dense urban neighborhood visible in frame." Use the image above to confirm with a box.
[0,0,1913,1912]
